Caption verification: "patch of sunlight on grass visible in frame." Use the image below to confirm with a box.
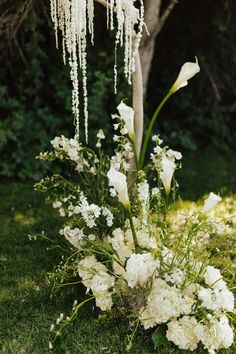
[14,213,36,225]
[0,278,40,302]
[0,288,14,302]
[17,277,41,292]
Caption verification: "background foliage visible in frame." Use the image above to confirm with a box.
[0,0,235,179]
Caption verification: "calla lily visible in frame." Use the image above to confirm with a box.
[202,192,222,213]
[117,102,135,139]
[107,167,130,206]
[170,57,200,93]
[160,157,176,195]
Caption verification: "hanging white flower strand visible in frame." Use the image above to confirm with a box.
[50,0,144,141]
[50,0,94,142]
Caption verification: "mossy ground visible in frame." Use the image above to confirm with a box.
[0,148,235,354]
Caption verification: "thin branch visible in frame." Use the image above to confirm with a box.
[142,0,178,47]
[94,0,108,9]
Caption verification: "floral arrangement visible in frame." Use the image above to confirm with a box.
[35,94,235,352]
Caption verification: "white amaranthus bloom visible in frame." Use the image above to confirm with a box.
[160,157,176,195]
[202,192,222,213]
[107,167,130,206]
[117,102,135,139]
[171,57,200,93]
[124,253,159,288]
[166,316,200,351]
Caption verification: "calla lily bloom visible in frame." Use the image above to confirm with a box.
[107,167,130,206]
[160,157,176,195]
[117,102,135,139]
[202,192,222,213]
[170,57,200,93]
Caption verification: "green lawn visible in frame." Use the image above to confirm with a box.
[0,148,235,354]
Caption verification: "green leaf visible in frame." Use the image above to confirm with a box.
[151,325,169,350]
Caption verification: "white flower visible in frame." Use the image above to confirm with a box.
[96,129,105,140]
[165,268,185,287]
[124,253,159,288]
[166,149,182,161]
[59,226,85,248]
[140,278,180,328]
[107,167,130,206]
[198,286,234,311]
[166,316,200,351]
[117,102,135,139]
[204,266,226,289]
[52,200,62,208]
[140,278,194,329]
[195,316,234,352]
[202,192,222,213]
[171,57,200,93]
[160,157,176,195]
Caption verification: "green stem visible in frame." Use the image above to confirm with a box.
[131,138,139,170]
[139,91,172,170]
[127,209,141,254]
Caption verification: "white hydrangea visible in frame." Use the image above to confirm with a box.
[140,278,194,329]
[195,316,234,353]
[78,256,114,311]
[136,229,158,250]
[77,255,107,289]
[198,286,234,311]
[166,316,199,351]
[90,271,115,311]
[165,268,185,287]
[204,266,226,289]
[124,253,159,288]
[59,226,85,248]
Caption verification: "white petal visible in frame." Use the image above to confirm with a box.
[171,57,200,93]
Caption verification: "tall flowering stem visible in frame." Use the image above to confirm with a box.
[127,209,141,254]
[139,91,172,169]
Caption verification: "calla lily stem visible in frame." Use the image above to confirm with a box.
[139,91,172,170]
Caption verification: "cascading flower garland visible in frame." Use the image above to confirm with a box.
[50,0,144,141]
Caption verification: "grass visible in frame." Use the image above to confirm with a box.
[0,148,235,354]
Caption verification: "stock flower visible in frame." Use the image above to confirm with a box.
[117,102,135,139]
[202,192,222,213]
[160,157,176,195]
[107,167,130,206]
[171,57,200,93]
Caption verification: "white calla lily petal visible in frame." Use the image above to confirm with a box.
[160,157,176,195]
[117,102,135,139]
[171,57,200,93]
[202,192,222,213]
[107,167,130,206]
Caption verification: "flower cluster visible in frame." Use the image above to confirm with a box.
[36,101,234,353]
